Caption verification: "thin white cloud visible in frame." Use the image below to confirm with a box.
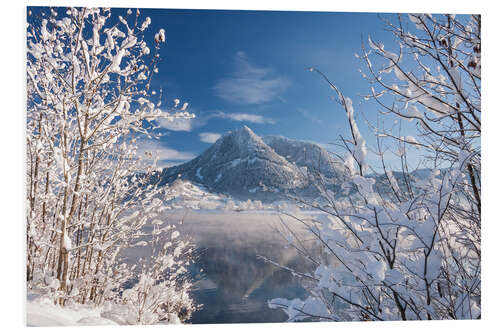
[199,132,222,144]
[214,51,290,104]
[297,107,322,125]
[156,106,275,134]
[137,138,196,168]
[153,146,196,161]
[157,111,207,132]
[158,118,194,132]
[214,111,275,124]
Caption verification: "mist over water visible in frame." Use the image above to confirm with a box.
[168,210,317,324]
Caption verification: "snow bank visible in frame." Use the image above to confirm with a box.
[27,294,117,326]
[27,293,183,326]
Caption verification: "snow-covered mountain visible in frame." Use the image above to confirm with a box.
[158,126,345,201]
[263,135,344,180]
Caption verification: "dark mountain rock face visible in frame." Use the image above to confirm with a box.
[155,126,433,202]
[158,126,319,201]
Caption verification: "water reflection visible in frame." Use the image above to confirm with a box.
[172,211,315,324]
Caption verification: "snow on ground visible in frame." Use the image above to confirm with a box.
[27,293,182,326]
[167,180,225,210]
[166,179,309,213]
[196,167,203,180]
[27,294,118,326]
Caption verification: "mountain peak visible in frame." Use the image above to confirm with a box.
[159,126,309,200]
[231,125,258,138]
[220,125,264,151]
[158,126,350,201]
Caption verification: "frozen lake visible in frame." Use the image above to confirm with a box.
[167,210,318,324]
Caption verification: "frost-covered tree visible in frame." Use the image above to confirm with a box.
[26,7,196,323]
[268,14,480,321]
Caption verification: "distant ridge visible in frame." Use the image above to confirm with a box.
[157,126,346,201]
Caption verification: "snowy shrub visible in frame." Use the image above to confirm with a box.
[117,224,197,324]
[269,14,480,321]
[239,199,254,211]
[277,202,289,211]
[224,199,238,211]
[253,200,264,210]
[26,7,196,323]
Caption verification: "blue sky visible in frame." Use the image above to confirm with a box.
[30,7,414,170]
[141,9,406,168]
